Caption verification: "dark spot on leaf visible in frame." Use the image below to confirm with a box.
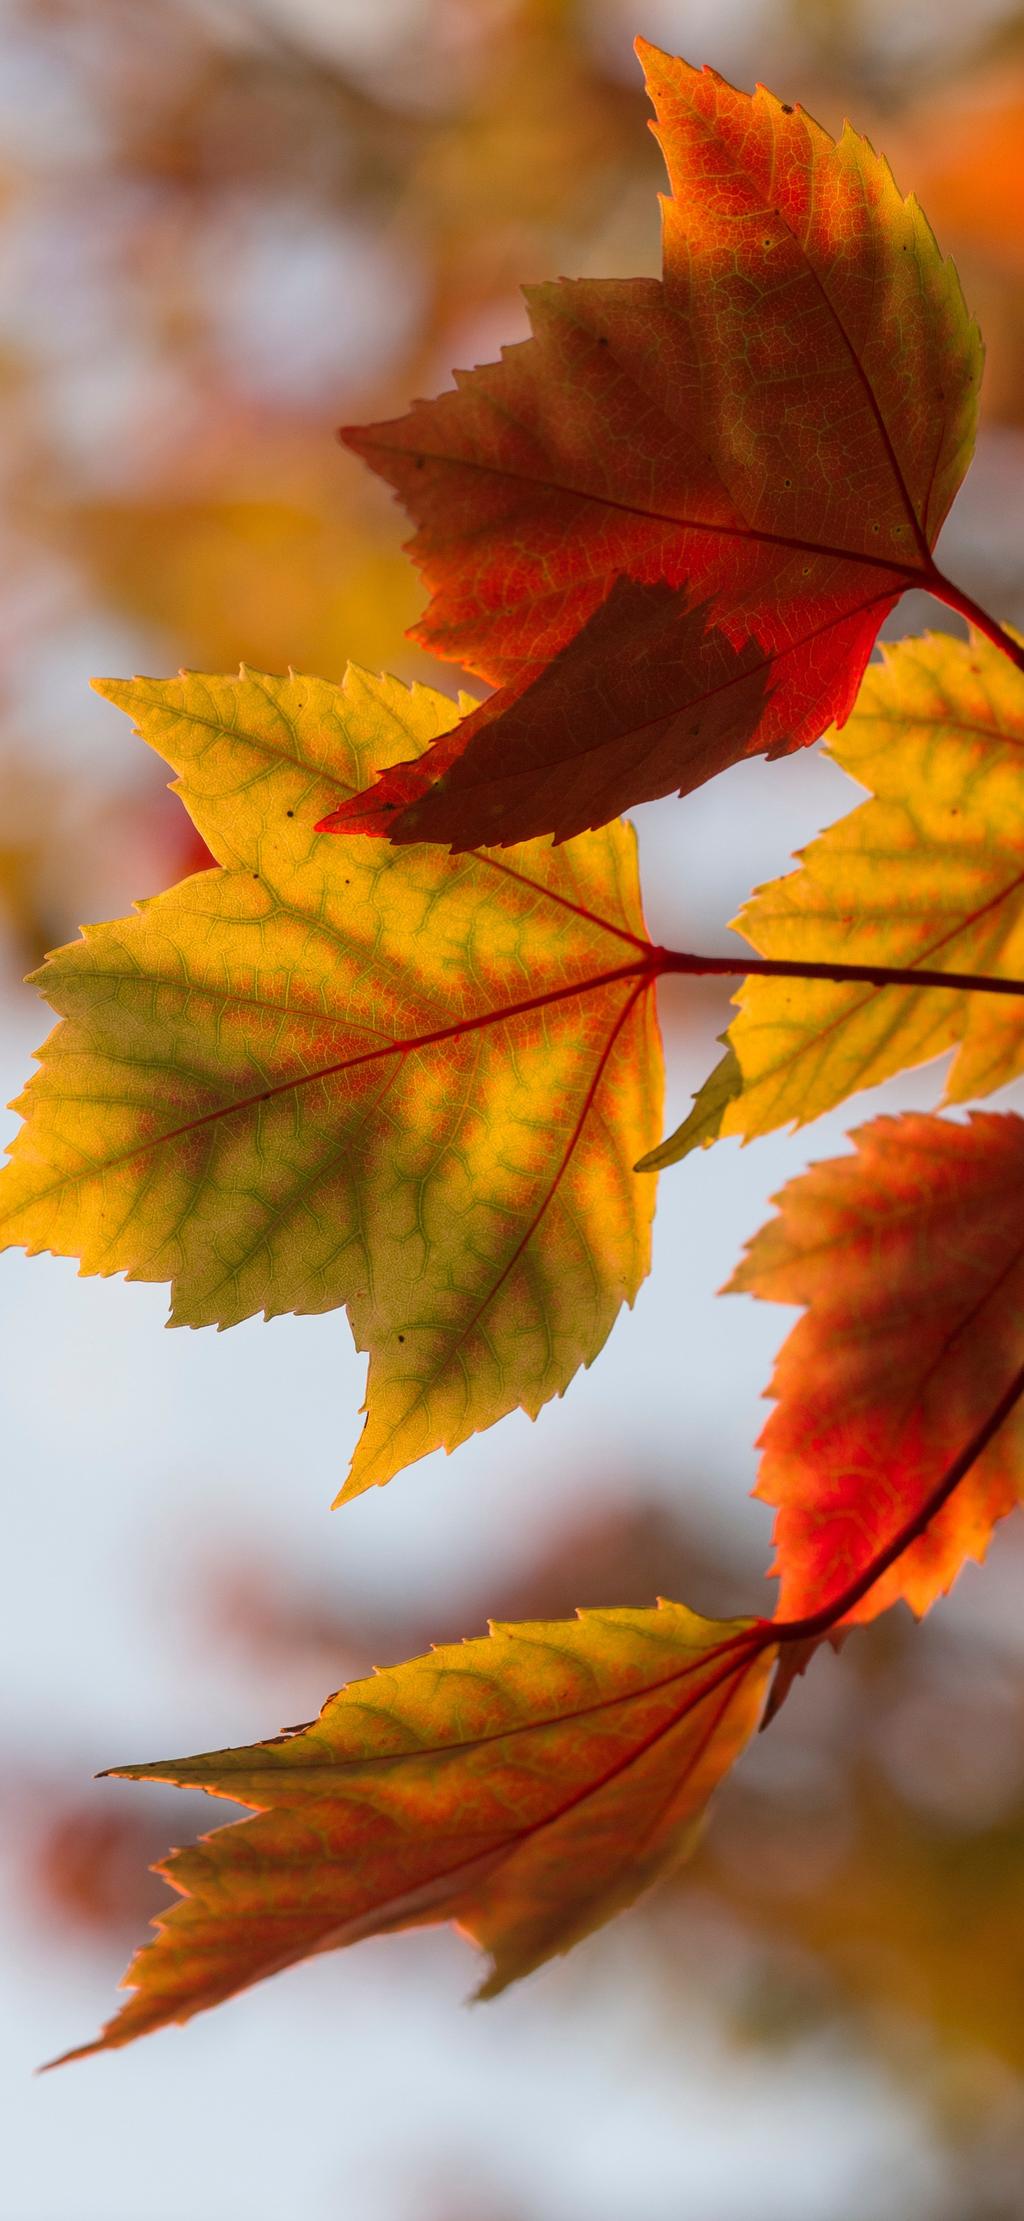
[781,103,793,113]
[286,810,294,818]
[398,1333,405,1343]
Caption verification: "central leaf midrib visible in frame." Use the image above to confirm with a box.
[375,435,922,582]
[128,1621,759,1782]
[6,960,649,1211]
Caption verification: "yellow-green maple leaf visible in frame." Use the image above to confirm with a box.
[642,629,1024,1168]
[53,1601,773,2063]
[0,668,662,1494]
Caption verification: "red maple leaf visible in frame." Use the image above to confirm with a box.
[322,42,981,848]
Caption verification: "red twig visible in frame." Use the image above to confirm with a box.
[927,568,1024,677]
[650,948,1024,999]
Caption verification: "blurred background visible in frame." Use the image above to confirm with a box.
[2,3,1024,2216]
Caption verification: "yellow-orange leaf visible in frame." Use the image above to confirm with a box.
[730,1110,1024,1624]
[0,668,662,1496]
[643,629,1024,1168]
[54,1602,774,2063]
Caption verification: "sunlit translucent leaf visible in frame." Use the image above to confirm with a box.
[730,1111,1024,1624]
[646,630,1024,1166]
[0,668,662,1497]
[323,41,980,848]
[637,1045,742,1173]
[53,1601,774,2063]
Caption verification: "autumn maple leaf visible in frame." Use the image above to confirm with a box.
[51,1602,774,2063]
[641,627,1024,1168]
[0,667,662,1496]
[320,40,983,850]
[731,1110,1024,1623]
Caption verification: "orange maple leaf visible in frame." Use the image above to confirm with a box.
[730,1111,1024,1625]
[52,1603,773,2062]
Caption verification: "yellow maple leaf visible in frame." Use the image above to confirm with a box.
[642,629,1024,1168]
[0,667,662,1495]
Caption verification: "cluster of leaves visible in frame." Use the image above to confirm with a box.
[3,41,1023,2064]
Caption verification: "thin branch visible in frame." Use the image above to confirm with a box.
[650,947,1024,999]
[927,568,1024,677]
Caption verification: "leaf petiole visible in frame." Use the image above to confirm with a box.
[649,947,1024,999]
[926,568,1024,677]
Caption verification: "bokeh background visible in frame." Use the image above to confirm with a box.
[3,3,1024,2216]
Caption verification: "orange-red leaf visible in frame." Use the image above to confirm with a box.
[323,41,980,848]
[730,1111,1024,1625]
[53,1602,774,2063]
